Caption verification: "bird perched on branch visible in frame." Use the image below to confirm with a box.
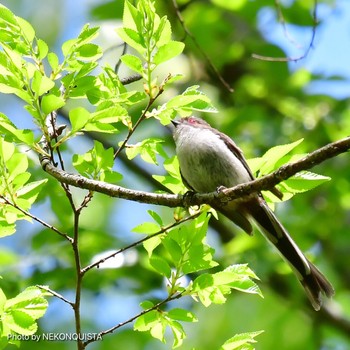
[172,116,334,310]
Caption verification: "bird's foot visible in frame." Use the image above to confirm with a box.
[216,185,227,194]
[183,190,197,208]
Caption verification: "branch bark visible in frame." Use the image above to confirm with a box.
[40,136,350,208]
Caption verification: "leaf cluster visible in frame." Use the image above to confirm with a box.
[0,286,48,349]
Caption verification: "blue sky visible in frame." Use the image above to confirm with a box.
[259,0,350,98]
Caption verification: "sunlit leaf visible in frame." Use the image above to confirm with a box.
[220,330,264,350]
[41,94,65,115]
[153,41,185,65]
[121,54,144,74]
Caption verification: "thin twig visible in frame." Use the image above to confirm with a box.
[71,207,84,350]
[37,285,74,307]
[77,191,94,213]
[81,213,199,274]
[252,0,318,62]
[113,88,165,159]
[0,195,73,243]
[274,0,302,49]
[83,291,184,346]
[115,41,127,73]
[171,0,234,92]
[319,303,350,336]
[120,74,142,85]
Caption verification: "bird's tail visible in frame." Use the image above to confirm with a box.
[247,199,334,310]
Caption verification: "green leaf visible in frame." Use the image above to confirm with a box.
[72,141,119,181]
[223,264,260,280]
[156,107,177,126]
[31,70,55,96]
[120,54,143,74]
[123,0,142,31]
[152,174,184,194]
[154,16,172,47]
[36,38,49,60]
[165,86,217,115]
[2,46,22,71]
[62,38,78,57]
[41,94,66,115]
[16,17,35,44]
[192,274,226,306]
[259,138,304,174]
[117,27,145,54]
[0,113,34,145]
[132,222,160,234]
[0,138,15,162]
[167,308,197,322]
[162,237,183,264]
[149,255,171,278]
[125,138,165,165]
[134,310,160,331]
[0,288,7,313]
[5,310,37,335]
[3,286,48,335]
[191,264,262,307]
[16,179,48,206]
[75,43,102,61]
[161,213,217,276]
[94,141,113,169]
[153,41,185,65]
[220,331,264,350]
[68,75,97,98]
[101,170,123,183]
[153,156,184,193]
[69,107,91,132]
[147,210,163,226]
[168,319,185,348]
[6,153,28,182]
[0,222,16,237]
[282,171,331,194]
[77,24,100,44]
[149,319,166,343]
[0,5,17,26]
[182,244,218,274]
[47,52,59,72]
[139,300,154,310]
[143,235,163,257]
[5,287,48,317]
[90,104,128,125]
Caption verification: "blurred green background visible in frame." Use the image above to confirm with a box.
[0,0,349,349]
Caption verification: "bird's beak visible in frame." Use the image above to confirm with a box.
[171,120,179,127]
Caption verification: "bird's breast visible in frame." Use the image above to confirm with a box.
[176,128,251,193]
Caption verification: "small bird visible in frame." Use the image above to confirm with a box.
[172,116,334,310]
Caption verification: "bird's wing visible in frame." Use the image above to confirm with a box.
[216,129,283,200]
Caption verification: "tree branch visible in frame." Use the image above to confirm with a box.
[0,195,73,243]
[220,136,350,200]
[171,0,234,92]
[252,0,318,62]
[83,291,184,346]
[81,213,199,275]
[113,87,165,159]
[320,303,350,336]
[40,136,350,208]
[37,285,74,307]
